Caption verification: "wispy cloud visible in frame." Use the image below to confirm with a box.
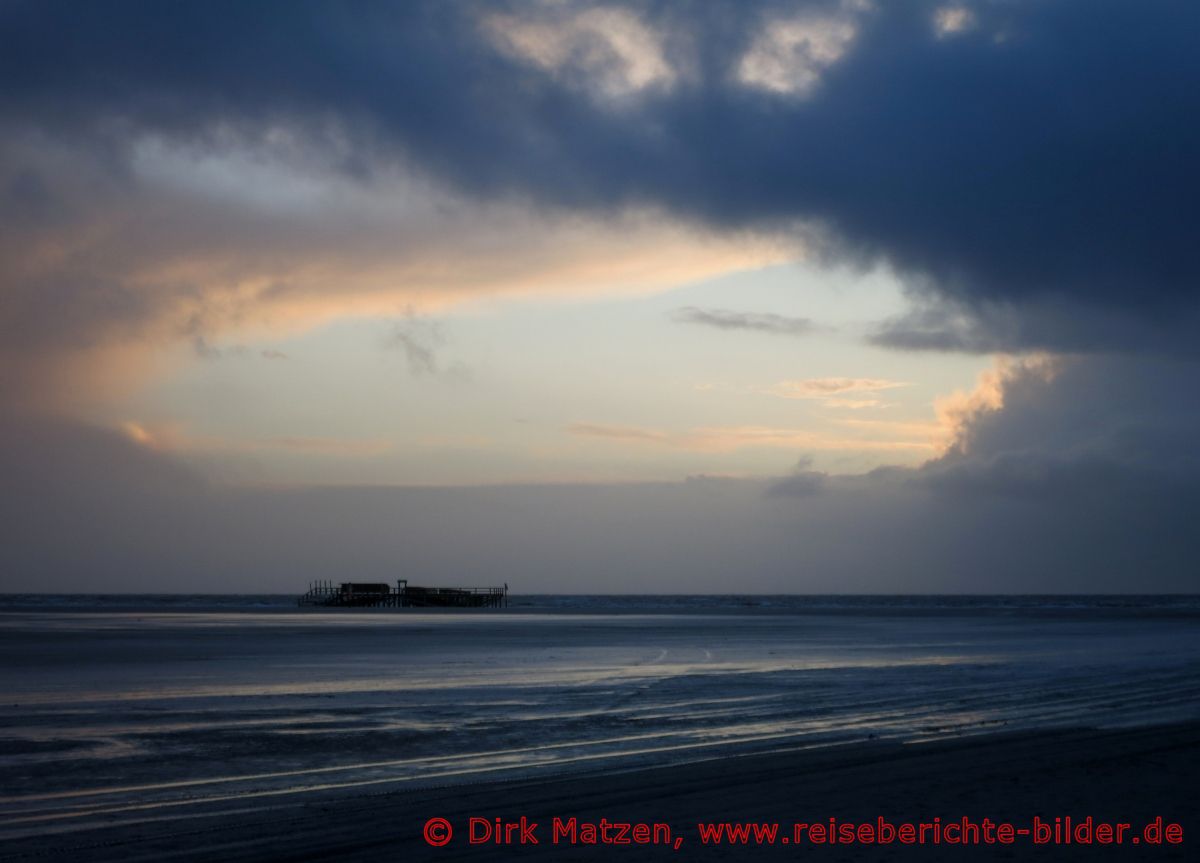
[568,423,675,445]
[386,313,446,377]
[761,377,909,401]
[670,306,819,337]
[822,398,886,409]
[567,422,933,453]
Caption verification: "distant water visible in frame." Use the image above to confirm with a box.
[3,592,1199,613]
[1,595,1198,839]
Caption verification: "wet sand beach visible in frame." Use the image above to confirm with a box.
[3,721,1196,861]
[1,598,1197,861]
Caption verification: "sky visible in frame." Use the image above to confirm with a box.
[2,0,1198,593]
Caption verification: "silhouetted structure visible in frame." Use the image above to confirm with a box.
[297,579,507,608]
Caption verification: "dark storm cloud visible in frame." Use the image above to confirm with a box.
[3,0,1199,353]
[671,306,818,336]
[871,299,1200,357]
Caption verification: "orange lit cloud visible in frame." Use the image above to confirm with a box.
[932,355,1059,455]
[485,6,676,100]
[1,133,794,414]
[762,377,910,399]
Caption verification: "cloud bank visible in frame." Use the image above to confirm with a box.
[3,352,1197,593]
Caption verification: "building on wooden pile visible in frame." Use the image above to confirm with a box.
[297,579,507,608]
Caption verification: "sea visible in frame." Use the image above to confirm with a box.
[1,594,1198,839]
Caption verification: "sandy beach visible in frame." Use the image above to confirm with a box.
[1,600,1197,861]
[2,720,1195,861]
